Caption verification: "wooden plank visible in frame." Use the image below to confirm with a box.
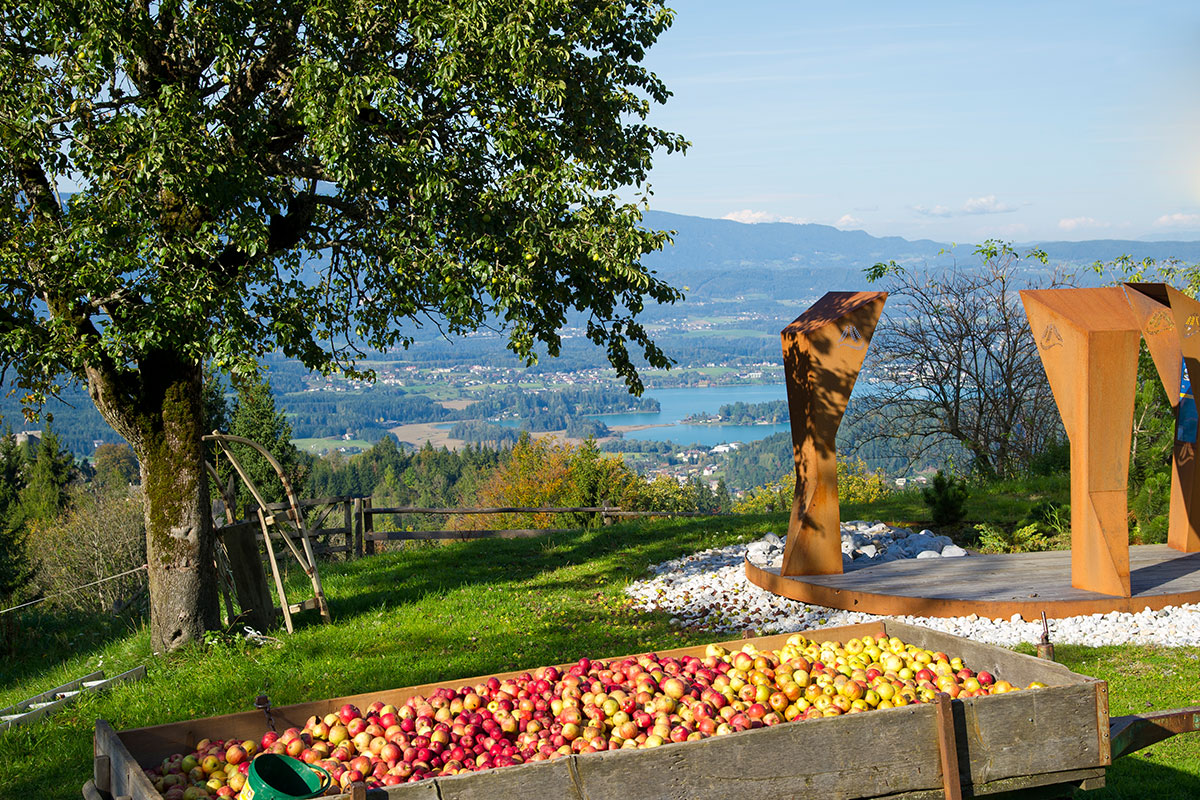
[747,546,1200,619]
[93,754,111,794]
[934,693,963,800]
[366,505,612,515]
[364,496,375,556]
[96,719,161,800]
[258,507,293,634]
[367,529,570,542]
[955,683,1103,784]
[1109,705,1200,759]
[217,522,276,633]
[571,705,940,800]
[433,756,576,800]
[262,495,355,511]
[287,598,321,614]
[352,497,363,559]
[604,511,725,518]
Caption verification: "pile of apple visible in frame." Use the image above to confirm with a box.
[144,632,1048,798]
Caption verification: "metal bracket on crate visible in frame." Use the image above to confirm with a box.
[254,693,276,732]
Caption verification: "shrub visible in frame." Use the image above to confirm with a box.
[733,473,794,515]
[922,470,968,527]
[1129,470,1170,544]
[837,458,890,504]
[31,486,146,613]
[975,522,1055,554]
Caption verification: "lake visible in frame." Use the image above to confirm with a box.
[596,384,791,447]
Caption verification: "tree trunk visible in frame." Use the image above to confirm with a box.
[87,355,219,653]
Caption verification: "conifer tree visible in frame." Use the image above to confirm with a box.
[19,429,75,524]
[0,433,32,604]
[223,375,308,513]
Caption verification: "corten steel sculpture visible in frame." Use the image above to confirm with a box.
[1021,288,1141,597]
[1124,283,1200,554]
[779,291,886,576]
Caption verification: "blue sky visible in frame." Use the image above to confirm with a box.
[639,2,1200,242]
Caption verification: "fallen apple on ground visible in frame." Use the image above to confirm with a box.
[143,633,1044,798]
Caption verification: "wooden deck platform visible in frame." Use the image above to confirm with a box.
[744,544,1200,619]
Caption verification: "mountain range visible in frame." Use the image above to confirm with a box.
[641,210,1200,300]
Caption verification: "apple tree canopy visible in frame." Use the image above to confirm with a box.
[0,0,687,404]
[0,0,686,653]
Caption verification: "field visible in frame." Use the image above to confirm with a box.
[1,511,1197,799]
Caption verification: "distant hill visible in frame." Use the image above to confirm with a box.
[640,211,1200,300]
[1033,239,1200,265]
[14,210,1200,456]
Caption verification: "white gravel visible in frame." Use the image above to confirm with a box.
[625,533,1200,648]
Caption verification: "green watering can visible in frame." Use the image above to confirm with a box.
[242,753,332,800]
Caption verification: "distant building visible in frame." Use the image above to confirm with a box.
[15,430,41,447]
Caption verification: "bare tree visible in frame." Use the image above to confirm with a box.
[860,242,1070,479]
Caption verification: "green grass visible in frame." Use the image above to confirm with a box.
[681,328,774,339]
[291,437,374,454]
[1014,643,1200,798]
[1,508,1197,799]
[840,474,1072,543]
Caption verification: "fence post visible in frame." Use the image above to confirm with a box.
[364,496,376,556]
[352,497,363,559]
[342,498,353,558]
[602,503,614,526]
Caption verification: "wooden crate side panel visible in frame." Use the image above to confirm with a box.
[433,756,579,800]
[570,705,942,800]
[884,621,1091,687]
[957,683,1104,785]
[96,719,161,800]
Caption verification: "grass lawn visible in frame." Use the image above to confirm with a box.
[840,474,1072,543]
[291,437,375,454]
[2,510,1196,799]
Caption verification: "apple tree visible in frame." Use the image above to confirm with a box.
[0,0,687,652]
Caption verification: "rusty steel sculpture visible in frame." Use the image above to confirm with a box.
[1123,283,1200,555]
[1022,284,1200,598]
[779,291,887,577]
[1021,288,1142,597]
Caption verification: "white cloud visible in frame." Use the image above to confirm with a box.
[1154,212,1200,228]
[722,209,809,224]
[963,195,1017,215]
[1058,217,1109,231]
[913,204,952,217]
[835,214,863,229]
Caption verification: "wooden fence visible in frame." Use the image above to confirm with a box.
[225,496,723,559]
[211,497,724,630]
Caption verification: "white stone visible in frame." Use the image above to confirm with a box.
[941,545,968,558]
[916,550,941,559]
[857,544,878,559]
[761,533,782,546]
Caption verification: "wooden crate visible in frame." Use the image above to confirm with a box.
[87,620,1109,800]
